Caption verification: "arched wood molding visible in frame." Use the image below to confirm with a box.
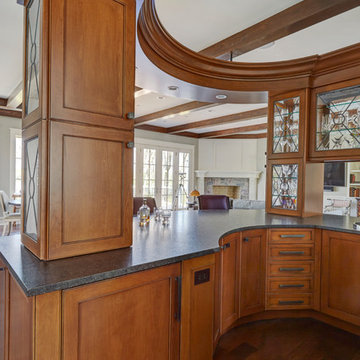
[138,0,360,92]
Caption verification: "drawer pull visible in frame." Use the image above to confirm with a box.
[279,267,305,272]
[280,234,306,238]
[279,251,305,255]
[279,284,305,289]
[220,243,231,250]
[278,300,304,305]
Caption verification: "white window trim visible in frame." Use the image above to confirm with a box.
[134,138,195,209]
[9,128,22,197]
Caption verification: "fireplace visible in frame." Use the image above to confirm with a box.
[212,185,241,199]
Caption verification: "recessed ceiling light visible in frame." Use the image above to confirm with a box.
[215,94,227,100]
[168,86,179,91]
[157,96,165,100]
[260,41,275,49]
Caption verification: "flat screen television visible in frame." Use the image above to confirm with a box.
[324,162,345,187]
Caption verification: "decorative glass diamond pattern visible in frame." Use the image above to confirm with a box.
[273,97,300,154]
[25,0,41,115]
[316,85,360,151]
[24,137,39,242]
[271,164,298,211]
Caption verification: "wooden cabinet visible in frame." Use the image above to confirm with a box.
[266,228,320,311]
[309,78,360,162]
[219,232,239,332]
[63,264,180,360]
[321,230,360,326]
[181,254,215,360]
[0,261,7,360]
[21,0,136,260]
[239,229,266,317]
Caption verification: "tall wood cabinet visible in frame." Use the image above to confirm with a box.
[266,89,324,217]
[21,0,136,260]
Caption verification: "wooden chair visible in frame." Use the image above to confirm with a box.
[133,197,157,215]
[0,191,21,236]
[198,195,231,210]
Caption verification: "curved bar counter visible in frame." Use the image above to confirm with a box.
[0,209,358,296]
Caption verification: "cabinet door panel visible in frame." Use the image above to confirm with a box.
[0,262,7,360]
[240,229,266,317]
[50,0,135,129]
[322,231,360,326]
[63,264,180,360]
[220,233,239,332]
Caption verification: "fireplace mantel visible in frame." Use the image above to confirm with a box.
[195,170,262,200]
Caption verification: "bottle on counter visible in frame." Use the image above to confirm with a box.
[138,198,150,227]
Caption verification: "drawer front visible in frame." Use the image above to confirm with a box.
[269,261,314,276]
[269,244,315,260]
[270,229,313,243]
[267,294,312,309]
[268,278,313,293]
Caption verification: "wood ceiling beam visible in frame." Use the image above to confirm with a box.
[167,107,268,134]
[199,123,267,138]
[135,124,200,138]
[215,133,267,139]
[0,98,7,107]
[0,108,22,119]
[134,101,211,125]
[199,0,360,59]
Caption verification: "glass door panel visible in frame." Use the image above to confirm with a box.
[161,151,174,209]
[143,148,156,198]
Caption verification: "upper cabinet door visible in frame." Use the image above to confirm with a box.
[50,0,135,130]
[23,0,44,128]
[309,78,360,161]
[267,90,307,159]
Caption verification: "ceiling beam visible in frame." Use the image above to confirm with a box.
[0,108,22,119]
[199,123,267,138]
[215,133,267,139]
[6,82,23,109]
[167,107,268,133]
[134,101,211,125]
[199,0,360,59]
[0,98,7,107]
[135,123,200,138]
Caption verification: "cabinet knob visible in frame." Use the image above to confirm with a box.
[127,112,135,119]
[126,142,134,149]
[243,237,249,242]
[220,243,230,250]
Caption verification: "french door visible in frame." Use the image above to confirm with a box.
[133,140,194,210]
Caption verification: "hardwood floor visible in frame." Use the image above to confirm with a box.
[214,318,360,360]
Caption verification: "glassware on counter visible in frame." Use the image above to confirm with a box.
[161,209,171,225]
[154,207,162,222]
[138,198,150,227]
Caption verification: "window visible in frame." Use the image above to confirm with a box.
[9,128,22,196]
[133,147,136,195]
[133,139,194,210]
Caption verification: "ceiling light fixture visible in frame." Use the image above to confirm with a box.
[168,85,179,91]
[215,94,227,100]
[157,96,165,100]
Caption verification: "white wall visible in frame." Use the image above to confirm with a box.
[0,116,22,196]
[197,138,267,200]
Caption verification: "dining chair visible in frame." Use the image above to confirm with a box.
[197,195,231,210]
[0,191,21,236]
[133,197,157,215]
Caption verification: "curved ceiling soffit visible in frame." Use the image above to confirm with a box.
[138,0,360,93]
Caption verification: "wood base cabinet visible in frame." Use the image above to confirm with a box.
[321,230,360,326]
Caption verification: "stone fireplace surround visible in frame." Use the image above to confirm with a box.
[195,170,262,201]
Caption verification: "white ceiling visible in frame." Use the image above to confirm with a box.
[0,0,23,98]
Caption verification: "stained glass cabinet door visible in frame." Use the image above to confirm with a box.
[309,79,360,161]
[267,90,307,160]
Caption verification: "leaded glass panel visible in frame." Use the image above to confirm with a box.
[273,97,300,154]
[25,0,41,115]
[316,85,360,151]
[24,137,39,241]
[271,164,298,211]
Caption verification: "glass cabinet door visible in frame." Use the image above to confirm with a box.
[25,0,41,117]
[315,85,360,152]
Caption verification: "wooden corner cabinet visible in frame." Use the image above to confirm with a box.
[309,77,360,162]
[21,0,136,260]
[266,89,324,217]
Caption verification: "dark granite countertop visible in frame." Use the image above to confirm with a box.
[1,209,360,296]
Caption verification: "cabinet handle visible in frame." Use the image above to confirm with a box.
[278,251,305,255]
[0,268,4,271]
[280,234,305,238]
[243,237,249,242]
[220,243,230,250]
[278,300,304,305]
[279,284,305,288]
[175,276,182,322]
[279,267,305,272]
[127,112,135,119]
